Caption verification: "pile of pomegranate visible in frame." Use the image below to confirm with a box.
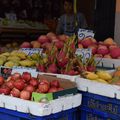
[78,37,120,59]
[0,72,64,100]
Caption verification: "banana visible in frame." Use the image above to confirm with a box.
[95,79,108,84]
[85,72,99,80]
[17,52,27,59]
[7,56,20,61]
[10,50,18,56]
[4,61,15,67]
[19,60,35,67]
[1,52,10,57]
[0,55,7,62]
[0,59,4,65]
[96,71,112,81]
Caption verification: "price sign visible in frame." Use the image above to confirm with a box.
[19,48,43,56]
[78,29,94,40]
[75,48,92,62]
[0,66,12,79]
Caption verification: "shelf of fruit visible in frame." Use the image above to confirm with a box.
[1,32,120,98]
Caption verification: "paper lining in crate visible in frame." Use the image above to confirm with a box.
[95,58,120,68]
[0,93,82,116]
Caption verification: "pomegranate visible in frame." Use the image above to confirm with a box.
[14,79,25,91]
[97,45,109,56]
[110,48,120,58]
[50,80,60,88]
[29,77,39,87]
[0,76,4,86]
[81,38,94,48]
[22,72,31,82]
[20,90,31,100]
[24,85,35,93]
[10,88,20,97]
[48,87,58,93]
[38,82,49,93]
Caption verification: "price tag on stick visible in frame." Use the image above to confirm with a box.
[75,48,92,63]
[78,29,94,40]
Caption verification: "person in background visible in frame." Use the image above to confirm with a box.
[56,0,87,36]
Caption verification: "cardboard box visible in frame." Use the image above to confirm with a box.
[32,74,77,102]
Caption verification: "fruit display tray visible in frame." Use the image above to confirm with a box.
[95,58,120,69]
[0,94,81,117]
[76,77,120,99]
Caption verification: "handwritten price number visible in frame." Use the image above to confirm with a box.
[75,48,92,62]
[78,29,94,40]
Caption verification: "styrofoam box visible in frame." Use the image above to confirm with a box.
[95,58,120,68]
[0,94,82,117]
[76,77,120,99]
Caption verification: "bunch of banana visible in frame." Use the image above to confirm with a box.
[82,70,113,84]
[0,51,39,68]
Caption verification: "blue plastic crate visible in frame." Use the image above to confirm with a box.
[79,91,120,117]
[80,106,120,120]
[0,107,77,120]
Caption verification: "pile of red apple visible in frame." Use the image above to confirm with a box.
[0,72,64,101]
[78,37,120,59]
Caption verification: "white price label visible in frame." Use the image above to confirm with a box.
[19,48,43,56]
[12,66,38,77]
[78,29,94,40]
[75,48,92,62]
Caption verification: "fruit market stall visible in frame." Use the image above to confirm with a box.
[1,32,120,120]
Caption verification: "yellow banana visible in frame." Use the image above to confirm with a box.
[86,72,99,80]
[96,71,112,81]
[95,79,108,84]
